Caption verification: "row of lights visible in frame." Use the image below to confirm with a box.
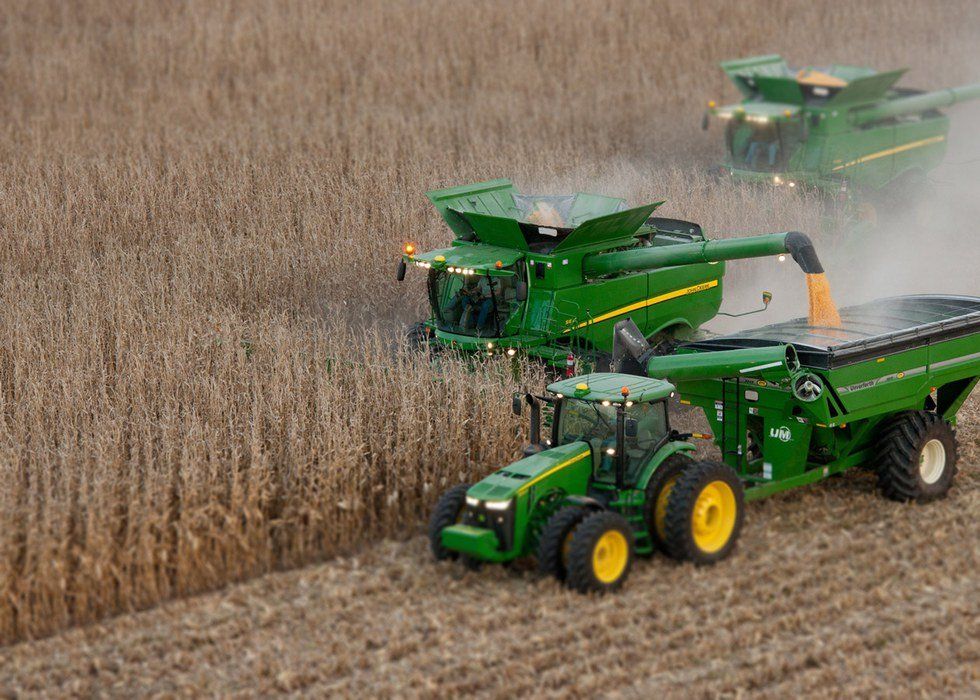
[772,176,798,188]
[448,266,478,275]
[485,341,517,357]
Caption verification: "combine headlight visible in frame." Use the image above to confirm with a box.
[773,176,783,185]
[484,499,513,511]
[605,448,616,456]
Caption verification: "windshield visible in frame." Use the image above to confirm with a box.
[556,399,618,446]
[428,267,523,337]
[726,119,803,171]
[557,399,669,484]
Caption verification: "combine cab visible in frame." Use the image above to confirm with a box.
[398,179,825,367]
[704,55,980,199]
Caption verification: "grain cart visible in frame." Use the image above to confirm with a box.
[703,55,980,198]
[398,179,824,367]
[429,294,980,592]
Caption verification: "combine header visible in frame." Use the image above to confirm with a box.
[398,179,824,367]
[429,294,980,592]
[704,55,980,197]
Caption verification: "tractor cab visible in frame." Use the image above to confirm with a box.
[545,374,675,488]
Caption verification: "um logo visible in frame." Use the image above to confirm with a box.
[769,426,792,443]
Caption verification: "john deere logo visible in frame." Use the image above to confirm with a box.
[770,426,792,442]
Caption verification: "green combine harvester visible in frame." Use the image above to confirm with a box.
[397,179,824,367]
[429,295,980,592]
[704,55,980,198]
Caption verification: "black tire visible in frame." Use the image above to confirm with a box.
[565,511,634,593]
[537,505,590,580]
[406,321,431,351]
[664,460,744,565]
[875,411,957,503]
[642,453,695,555]
[428,483,471,560]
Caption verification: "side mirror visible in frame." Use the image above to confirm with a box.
[512,394,523,416]
[396,260,407,281]
[701,111,709,131]
[625,418,638,438]
[515,281,528,302]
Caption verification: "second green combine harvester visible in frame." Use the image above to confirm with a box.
[430,295,980,593]
[704,55,980,198]
[398,179,824,366]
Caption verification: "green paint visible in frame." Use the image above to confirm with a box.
[402,180,817,365]
[708,55,980,196]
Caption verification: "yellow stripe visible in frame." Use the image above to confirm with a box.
[831,135,945,172]
[570,280,719,331]
[517,451,590,494]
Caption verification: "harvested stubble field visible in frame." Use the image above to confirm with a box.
[1,0,979,695]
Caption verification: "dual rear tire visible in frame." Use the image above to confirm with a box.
[537,507,634,593]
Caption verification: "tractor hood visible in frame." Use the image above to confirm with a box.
[466,442,592,502]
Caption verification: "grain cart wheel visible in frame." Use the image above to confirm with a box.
[664,460,744,565]
[565,511,634,593]
[537,505,590,580]
[642,453,695,555]
[428,483,471,560]
[875,411,957,502]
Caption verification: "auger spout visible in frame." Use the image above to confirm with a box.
[583,231,823,278]
[851,83,980,126]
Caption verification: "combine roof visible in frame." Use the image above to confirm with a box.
[685,295,980,369]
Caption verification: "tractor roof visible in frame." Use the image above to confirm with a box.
[720,55,907,106]
[426,179,662,254]
[547,373,675,403]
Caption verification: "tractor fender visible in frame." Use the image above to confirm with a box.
[635,441,697,492]
[562,494,608,510]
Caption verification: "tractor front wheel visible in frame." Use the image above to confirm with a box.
[664,460,744,565]
[875,411,957,502]
[537,505,590,580]
[565,511,634,593]
[428,483,471,560]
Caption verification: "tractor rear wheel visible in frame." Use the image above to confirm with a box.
[643,453,695,555]
[875,411,957,502]
[428,483,471,560]
[565,510,634,593]
[537,505,590,580]
[664,460,744,565]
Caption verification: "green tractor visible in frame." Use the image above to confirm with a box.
[398,179,824,368]
[429,294,980,592]
[704,55,980,201]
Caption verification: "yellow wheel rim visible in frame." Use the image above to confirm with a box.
[691,480,737,554]
[654,475,679,541]
[592,530,629,583]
